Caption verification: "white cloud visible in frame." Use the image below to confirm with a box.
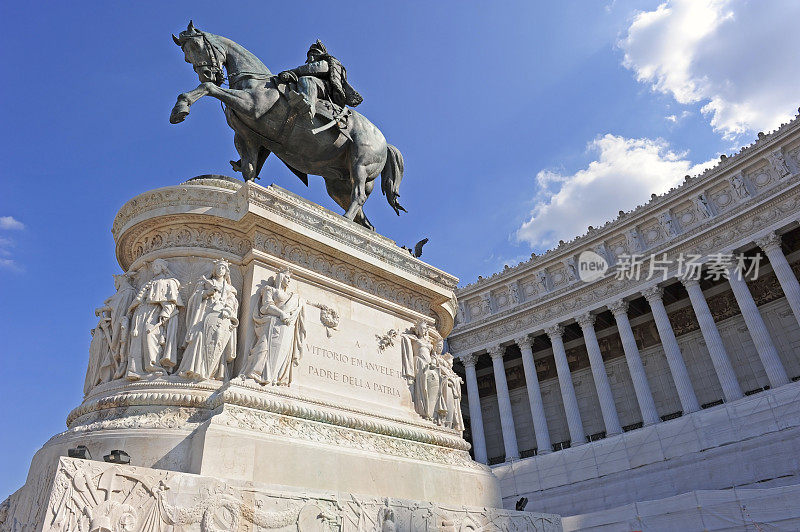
[0,216,24,270]
[516,134,714,249]
[0,216,24,230]
[619,0,800,139]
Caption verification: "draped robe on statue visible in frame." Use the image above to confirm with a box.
[243,284,306,386]
[84,280,136,394]
[400,332,440,420]
[436,356,465,431]
[178,276,239,381]
[127,274,182,379]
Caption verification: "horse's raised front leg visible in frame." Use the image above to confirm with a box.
[170,82,257,124]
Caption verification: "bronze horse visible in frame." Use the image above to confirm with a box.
[170,22,405,230]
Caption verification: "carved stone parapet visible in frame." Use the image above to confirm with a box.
[641,284,664,301]
[575,312,596,328]
[755,231,783,253]
[545,324,564,339]
[608,299,629,316]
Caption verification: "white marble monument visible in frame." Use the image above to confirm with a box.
[1,176,559,531]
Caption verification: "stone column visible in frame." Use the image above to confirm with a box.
[726,262,790,388]
[642,285,700,414]
[681,278,743,401]
[515,335,552,454]
[547,325,587,446]
[462,354,488,464]
[576,313,622,436]
[757,232,800,327]
[609,300,661,425]
[488,345,520,461]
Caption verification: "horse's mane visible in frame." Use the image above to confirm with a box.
[210,33,272,76]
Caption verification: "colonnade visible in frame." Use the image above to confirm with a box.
[458,232,800,464]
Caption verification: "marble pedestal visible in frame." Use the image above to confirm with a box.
[2,176,558,530]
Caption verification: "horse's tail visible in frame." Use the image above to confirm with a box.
[381,144,406,216]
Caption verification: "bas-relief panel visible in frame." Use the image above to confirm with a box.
[248,263,417,414]
[5,457,559,532]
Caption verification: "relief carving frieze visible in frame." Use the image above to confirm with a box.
[2,457,558,532]
[253,230,432,316]
[246,184,458,291]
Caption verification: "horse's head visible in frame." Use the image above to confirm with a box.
[173,21,225,85]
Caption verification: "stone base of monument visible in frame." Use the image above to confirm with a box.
[1,176,560,530]
[4,456,561,531]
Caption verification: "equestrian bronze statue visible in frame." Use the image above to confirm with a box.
[170,22,405,230]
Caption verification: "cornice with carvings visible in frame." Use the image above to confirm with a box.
[67,379,468,451]
[112,178,457,292]
[450,179,800,353]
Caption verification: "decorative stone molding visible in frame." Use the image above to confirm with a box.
[680,276,701,288]
[67,380,468,451]
[514,335,533,350]
[641,285,664,301]
[608,299,629,316]
[575,312,596,328]
[461,353,481,367]
[245,183,458,291]
[487,345,506,360]
[1,457,559,532]
[755,231,783,252]
[545,324,564,339]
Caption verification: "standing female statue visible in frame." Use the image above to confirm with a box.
[84,272,137,394]
[435,352,465,432]
[241,268,306,386]
[126,259,183,380]
[400,320,443,421]
[178,260,239,381]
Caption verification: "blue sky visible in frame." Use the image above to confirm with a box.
[2,1,799,497]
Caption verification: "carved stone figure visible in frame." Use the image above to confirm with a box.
[126,259,183,380]
[695,193,713,218]
[659,212,677,236]
[768,149,791,177]
[507,282,520,305]
[84,272,136,394]
[435,352,465,432]
[241,268,306,386]
[400,320,443,420]
[178,259,239,381]
[565,258,578,282]
[170,22,405,230]
[277,40,363,119]
[626,228,643,252]
[730,173,750,198]
[537,271,549,292]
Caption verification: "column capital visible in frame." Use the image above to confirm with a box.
[545,324,564,339]
[488,345,506,360]
[641,284,664,302]
[755,231,782,253]
[680,275,701,288]
[608,299,629,316]
[576,312,596,328]
[461,353,480,368]
[514,335,533,351]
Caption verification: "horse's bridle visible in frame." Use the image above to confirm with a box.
[185,31,225,84]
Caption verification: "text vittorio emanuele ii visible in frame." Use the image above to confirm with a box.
[306,344,403,397]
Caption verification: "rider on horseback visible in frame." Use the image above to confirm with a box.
[277,40,363,119]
